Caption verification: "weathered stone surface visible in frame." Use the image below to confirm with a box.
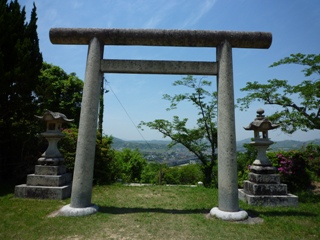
[15,165,72,200]
[35,165,66,175]
[15,184,71,200]
[50,28,272,49]
[250,165,277,174]
[248,172,280,184]
[243,181,287,195]
[26,173,72,186]
[239,189,298,207]
[70,37,103,209]
[216,41,239,213]
[100,59,217,75]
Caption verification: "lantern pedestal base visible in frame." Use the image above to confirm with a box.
[238,189,298,206]
[15,165,72,200]
[238,172,298,206]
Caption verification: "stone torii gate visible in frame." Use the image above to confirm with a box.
[50,28,272,220]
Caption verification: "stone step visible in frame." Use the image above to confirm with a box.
[248,172,280,184]
[34,165,67,175]
[238,189,298,207]
[15,184,71,200]
[243,180,287,195]
[26,173,72,187]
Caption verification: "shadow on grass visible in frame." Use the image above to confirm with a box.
[246,208,317,218]
[296,191,320,203]
[98,206,209,215]
[262,210,317,217]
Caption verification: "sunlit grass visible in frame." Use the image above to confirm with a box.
[1,184,319,239]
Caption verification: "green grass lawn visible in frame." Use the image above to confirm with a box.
[1,184,319,239]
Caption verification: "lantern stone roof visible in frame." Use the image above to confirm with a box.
[244,108,278,131]
[35,110,74,122]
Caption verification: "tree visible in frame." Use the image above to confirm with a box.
[0,0,43,179]
[237,53,320,134]
[35,62,83,126]
[139,76,218,186]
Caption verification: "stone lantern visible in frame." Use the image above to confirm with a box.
[15,110,73,200]
[238,108,298,206]
[244,108,278,173]
[35,110,73,165]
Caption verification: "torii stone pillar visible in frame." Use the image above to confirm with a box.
[209,40,248,220]
[49,28,272,218]
[59,37,104,216]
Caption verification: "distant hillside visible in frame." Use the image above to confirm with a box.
[112,137,320,153]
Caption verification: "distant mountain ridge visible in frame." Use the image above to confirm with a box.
[112,137,320,152]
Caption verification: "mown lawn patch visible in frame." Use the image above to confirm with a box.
[1,184,319,239]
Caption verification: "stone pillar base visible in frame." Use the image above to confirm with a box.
[210,207,248,221]
[57,204,98,216]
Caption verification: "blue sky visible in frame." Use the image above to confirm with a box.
[21,0,320,142]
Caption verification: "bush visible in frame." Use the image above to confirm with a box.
[160,164,204,185]
[94,132,118,184]
[237,143,257,187]
[140,162,161,184]
[114,148,147,183]
[179,164,204,184]
[303,143,320,180]
[59,128,118,184]
[274,150,310,191]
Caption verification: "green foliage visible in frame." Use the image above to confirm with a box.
[159,164,204,185]
[35,62,83,126]
[94,132,117,184]
[237,143,257,187]
[162,165,181,184]
[237,53,320,133]
[303,143,320,180]
[0,0,43,180]
[140,162,161,184]
[59,128,78,172]
[271,150,311,192]
[179,164,204,184]
[139,76,217,186]
[265,143,320,192]
[114,148,147,183]
[59,128,117,184]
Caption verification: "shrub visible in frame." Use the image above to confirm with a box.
[160,164,204,185]
[140,162,161,184]
[267,148,312,192]
[237,143,257,187]
[179,164,204,184]
[162,166,181,184]
[114,148,147,183]
[59,128,118,184]
[303,143,320,180]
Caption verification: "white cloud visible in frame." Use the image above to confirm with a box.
[180,0,218,28]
